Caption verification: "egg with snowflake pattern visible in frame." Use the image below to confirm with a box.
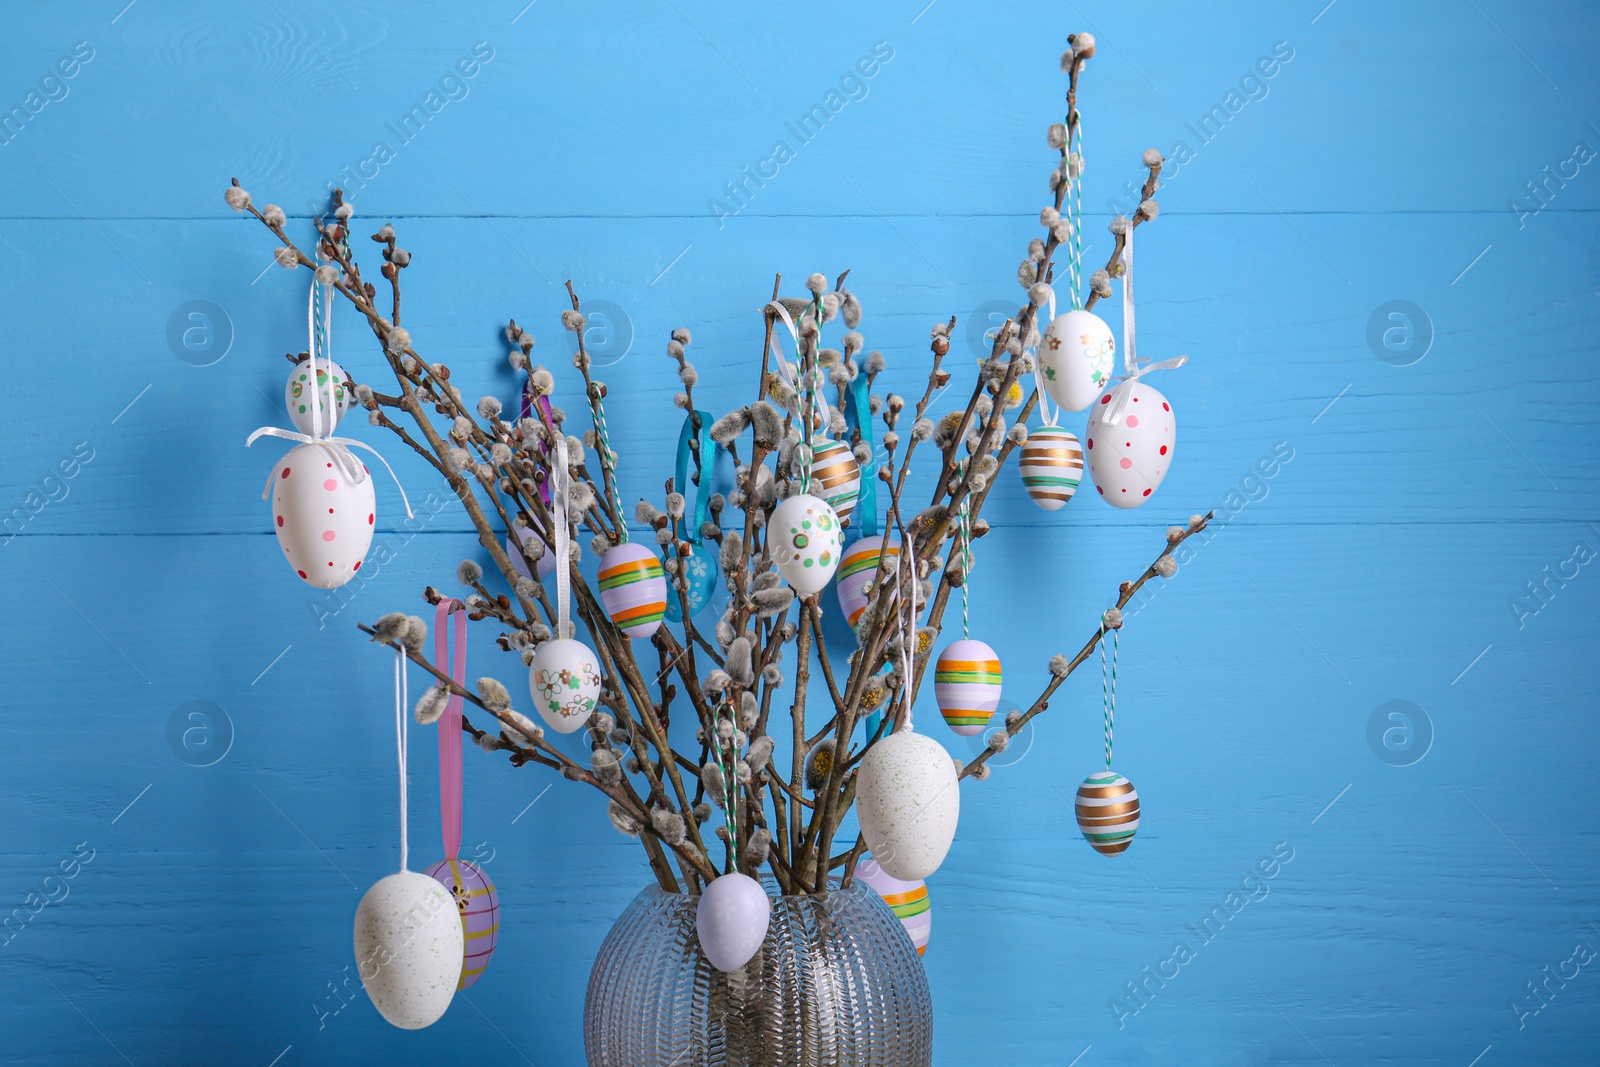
[664,543,718,622]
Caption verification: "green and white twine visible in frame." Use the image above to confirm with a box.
[798,295,826,495]
[1100,623,1119,769]
[1066,109,1086,309]
[958,467,973,640]
[588,384,626,542]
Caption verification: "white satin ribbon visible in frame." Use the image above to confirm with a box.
[1104,224,1186,427]
[394,643,410,872]
[765,300,834,429]
[245,280,413,518]
[1028,291,1058,428]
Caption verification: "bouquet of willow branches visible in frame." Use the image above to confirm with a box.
[228,33,1210,898]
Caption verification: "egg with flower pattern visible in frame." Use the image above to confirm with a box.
[422,858,500,990]
[1040,310,1116,412]
[528,638,601,733]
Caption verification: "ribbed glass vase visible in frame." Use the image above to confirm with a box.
[584,878,933,1067]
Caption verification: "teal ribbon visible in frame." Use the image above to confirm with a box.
[673,411,715,544]
[847,373,877,537]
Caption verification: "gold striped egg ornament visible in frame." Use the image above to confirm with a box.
[1018,424,1084,511]
[933,639,1002,737]
[809,438,861,526]
[1075,770,1140,855]
[835,535,900,629]
[598,542,667,640]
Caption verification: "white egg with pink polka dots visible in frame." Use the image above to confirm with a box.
[1085,382,1176,509]
[271,442,377,588]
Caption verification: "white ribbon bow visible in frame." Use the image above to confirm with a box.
[246,280,413,517]
[1104,224,1186,427]
[765,300,834,429]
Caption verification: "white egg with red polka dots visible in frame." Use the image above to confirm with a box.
[1085,383,1176,509]
[271,442,376,588]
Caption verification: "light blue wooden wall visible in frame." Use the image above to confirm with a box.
[2,1,1597,1064]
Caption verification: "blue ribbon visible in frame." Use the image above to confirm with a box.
[847,374,877,537]
[673,411,715,544]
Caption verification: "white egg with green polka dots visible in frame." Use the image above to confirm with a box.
[285,357,352,437]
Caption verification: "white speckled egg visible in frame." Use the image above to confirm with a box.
[271,443,375,589]
[770,494,843,597]
[285,358,352,437]
[528,638,601,733]
[1086,383,1176,509]
[856,727,960,881]
[696,872,771,972]
[353,871,463,1030]
[1040,310,1116,412]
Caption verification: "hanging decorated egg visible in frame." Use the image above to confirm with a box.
[528,638,602,734]
[1086,383,1176,509]
[1018,425,1084,511]
[810,439,861,526]
[422,858,500,990]
[598,543,668,639]
[271,442,375,590]
[855,855,931,956]
[285,357,352,437]
[696,872,772,972]
[664,543,718,622]
[353,871,463,1029]
[934,639,1002,737]
[856,727,960,881]
[506,528,557,582]
[1075,770,1140,855]
[1039,309,1116,412]
[770,493,843,596]
[835,535,900,629]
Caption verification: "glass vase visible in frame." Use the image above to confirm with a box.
[584,877,933,1066]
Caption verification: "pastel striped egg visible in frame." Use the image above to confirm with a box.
[810,438,861,526]
[1019,425,1084,511]
[855,855,931,956]
[599,543,667,640]
[423,858,500,990]
[835,535,900,629]
[934,639,1002,737]
[1075,771,1140,855]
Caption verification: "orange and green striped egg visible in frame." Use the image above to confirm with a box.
[598,542,667,639]
[933,638,1002,736]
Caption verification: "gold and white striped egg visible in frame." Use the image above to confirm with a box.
[1018,425,1084,510]
[1075,770,1140,855]
[810,439,861,526]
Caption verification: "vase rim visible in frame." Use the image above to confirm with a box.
[636,876,868,901]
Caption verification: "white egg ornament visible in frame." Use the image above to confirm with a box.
[285,357,352,436]
[528,638,602,734]
[353,871,463,1030]
[856,727,960,881]
[770,494,844,597]
[1040,309,1116,412]
[1086,383,1176,509]
[271,443,375,589]
[695,872,771,972]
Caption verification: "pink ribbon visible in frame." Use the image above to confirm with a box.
[434,599,468,861]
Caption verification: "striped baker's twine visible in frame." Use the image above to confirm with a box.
[588,384,625,542]
[1100,624,1118,769]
